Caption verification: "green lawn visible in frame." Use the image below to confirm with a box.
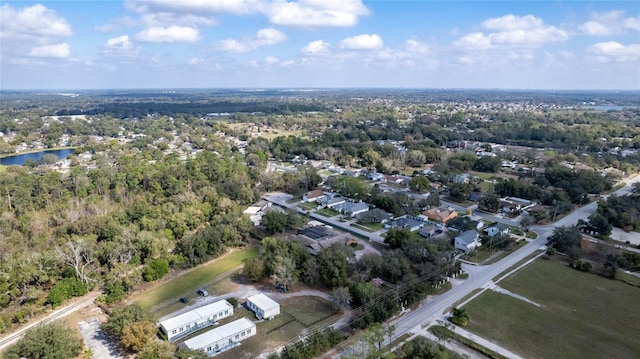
[479,181,494,192]
[464,259,640,359]
[301,202,318,210]
[135,248,259,310]
[316,207,340,217]
[216,296,341,359]
[351,222,384,232]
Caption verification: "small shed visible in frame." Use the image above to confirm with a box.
[246,293,280,320]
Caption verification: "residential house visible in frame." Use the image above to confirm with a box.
[180,318,256,356]
[484,223,511,237]
[355,208,392,224]
[454,230,481,253]
[367,172,385,181]
[452,173,471,184]
[321,196,346,209]
[423,206,458,223]
[384,215,426,231]
[334,201,369,217]
[303,189,325,203]
[243,200,272,226]
[246,294,280,320]
[419,225,446,239]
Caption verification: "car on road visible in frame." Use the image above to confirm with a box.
[197,288,208,297]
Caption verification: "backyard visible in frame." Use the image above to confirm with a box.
[463,259,640,359]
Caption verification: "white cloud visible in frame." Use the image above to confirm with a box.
[1,4,72,39]
[265,0,369,28]
[219,28,286,53]
[106,35,133,49]
[256,28,286,44]
[29,43,70,58]
[482,14,543,31]
[579,11,640,36]
[340,34,383,50]
[120,0,368,29]
[455,14,568,50]
[587,41,640,62]
[125,0,257,16]
[580,21,613,36]
[301,40,330,55]
[103,35,140,57]
[136,26,200,43]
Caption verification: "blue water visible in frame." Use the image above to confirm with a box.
[0,148,75,165]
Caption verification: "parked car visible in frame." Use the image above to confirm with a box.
[179,297,189,304]
[197,288,209,297]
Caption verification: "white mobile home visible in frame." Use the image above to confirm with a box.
[181,317,256,356]
[159,300,233,342]
[246,293,280,320]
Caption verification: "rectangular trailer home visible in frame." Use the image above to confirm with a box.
[159,300,233,341]
[246,293,280,320]
[180,317,256,356]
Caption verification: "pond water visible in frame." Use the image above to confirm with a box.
[0,148,75,166]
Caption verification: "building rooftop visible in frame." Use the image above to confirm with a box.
[456,230,479,245]
[160,300,232,332]
[182,318,255,349]
[247,293,279,310]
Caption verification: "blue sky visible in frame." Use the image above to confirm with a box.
[1,1,639,90]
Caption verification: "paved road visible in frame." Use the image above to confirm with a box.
[333,174,640,358]
[0,291,100,351]
[262,193,387,243]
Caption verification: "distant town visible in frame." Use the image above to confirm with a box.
[0,89,639,359]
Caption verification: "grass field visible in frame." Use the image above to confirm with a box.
[316,207,340,217]
[351,222,384,232]
[216,296,341,359]
[464,259,640,359]
[135,248,258,310]
[301,202,318,210]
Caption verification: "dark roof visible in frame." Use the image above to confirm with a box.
[299,226,338,240]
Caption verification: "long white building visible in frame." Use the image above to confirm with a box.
[159,300,233,342]
[181,317,256,356]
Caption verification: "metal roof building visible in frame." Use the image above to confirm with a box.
[181,317,256,356]
[246,293,280,320]
[159,300,233,342]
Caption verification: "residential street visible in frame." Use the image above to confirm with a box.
[328,174,640,358]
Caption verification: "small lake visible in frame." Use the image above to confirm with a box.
[0,148,75,166]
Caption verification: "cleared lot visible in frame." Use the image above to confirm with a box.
[464,259,640,359]
[78,317,123,359]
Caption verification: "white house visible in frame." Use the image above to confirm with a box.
[181,317,256,356]
[159,300,233,342]
[454,230,481,253]
[246,293,280,320]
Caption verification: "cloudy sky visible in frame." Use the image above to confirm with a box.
[1,1,639,90]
